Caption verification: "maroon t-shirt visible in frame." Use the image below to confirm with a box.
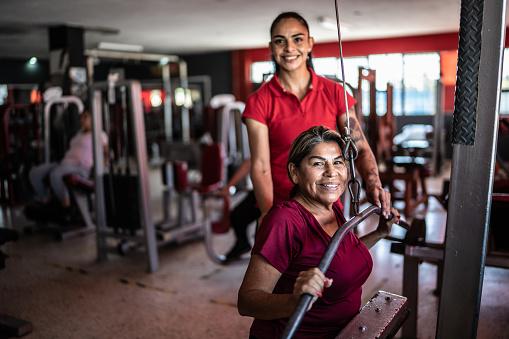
[250,200,373,339]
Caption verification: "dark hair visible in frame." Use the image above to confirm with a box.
[270,11,314,73]
[287,126,345,198]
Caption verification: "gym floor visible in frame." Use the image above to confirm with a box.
[1,166,508,339]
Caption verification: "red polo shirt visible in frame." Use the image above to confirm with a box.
[250,200,373,338]
[243,69,356,204]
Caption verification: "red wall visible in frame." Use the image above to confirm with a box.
[231,31,469,112]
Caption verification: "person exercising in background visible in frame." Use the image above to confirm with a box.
[29,110,107,210]
[243,12,391,222]
[219,158,261,261]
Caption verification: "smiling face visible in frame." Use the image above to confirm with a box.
[289,141,348,209]
[269,17,314,73]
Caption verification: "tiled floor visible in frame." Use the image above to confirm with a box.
[0,169,508,338]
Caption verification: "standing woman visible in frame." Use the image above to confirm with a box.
[243,12,390,219]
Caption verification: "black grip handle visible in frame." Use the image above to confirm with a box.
[282,293,314,339]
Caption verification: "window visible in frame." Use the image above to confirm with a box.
[403,53,440,115]
[313,57,339,78]
[0,85,7,105]
[368,54,404,115]
[342,57,369,87]
[499,48,509,115]
[250,61,274,84]
[249,52,440,115]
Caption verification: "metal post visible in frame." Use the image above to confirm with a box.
[401,256,419,339]
[436,0,506,338]
[432,80,444,175]
[162,63,173,142]
[91,90,108,261]
[179,61,190,143]
[129,82,159,273]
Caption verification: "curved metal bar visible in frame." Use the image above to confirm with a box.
[203,216,227,265]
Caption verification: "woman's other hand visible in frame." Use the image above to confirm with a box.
[376,207,400,237]
[366,184,392,218]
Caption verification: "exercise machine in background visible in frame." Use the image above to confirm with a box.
[91,80,222,272]
[85,49,205,148]
[0,84,42,206]
[24,94,96,240]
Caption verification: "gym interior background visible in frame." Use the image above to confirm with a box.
[1,0,508,338]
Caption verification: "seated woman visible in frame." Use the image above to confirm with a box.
[29,110,107,210]
[238,126,399,339]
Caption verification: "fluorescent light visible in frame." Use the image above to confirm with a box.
[98,42,144,52]
[28,57,38,65]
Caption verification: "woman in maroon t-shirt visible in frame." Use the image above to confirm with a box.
[238,126,399,339]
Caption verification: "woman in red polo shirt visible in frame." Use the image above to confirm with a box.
[243,12,391,220]
[238,126,399,338]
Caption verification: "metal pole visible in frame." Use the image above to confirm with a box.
[162,63,173,142]
[91,89,108,261]
[129,81,159,273]
[401,256,419,339]
[179,61,191,143]
[436,0,506,337]
[432,80,444,176]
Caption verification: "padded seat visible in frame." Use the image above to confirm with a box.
[171,143,228,231]
[64,174,94,193]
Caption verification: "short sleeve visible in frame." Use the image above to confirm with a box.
[335,83,356,116]
[242,91,268,126]
[252,205,303,273]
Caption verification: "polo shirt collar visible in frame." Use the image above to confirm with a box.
[267,67,322,97]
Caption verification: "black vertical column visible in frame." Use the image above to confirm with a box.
[48,25,86,97]
[436,0,506,338]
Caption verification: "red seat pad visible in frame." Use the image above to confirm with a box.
[63,174,94,192]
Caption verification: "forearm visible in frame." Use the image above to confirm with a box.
[356,147,382,191]
[251,165,273,216]
[238,289,298,320]
[245,119,273,215]
[343,112,382,190]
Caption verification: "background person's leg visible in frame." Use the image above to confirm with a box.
[226,191,261,260]
[28,163,58,203]
[49,164,89,208]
